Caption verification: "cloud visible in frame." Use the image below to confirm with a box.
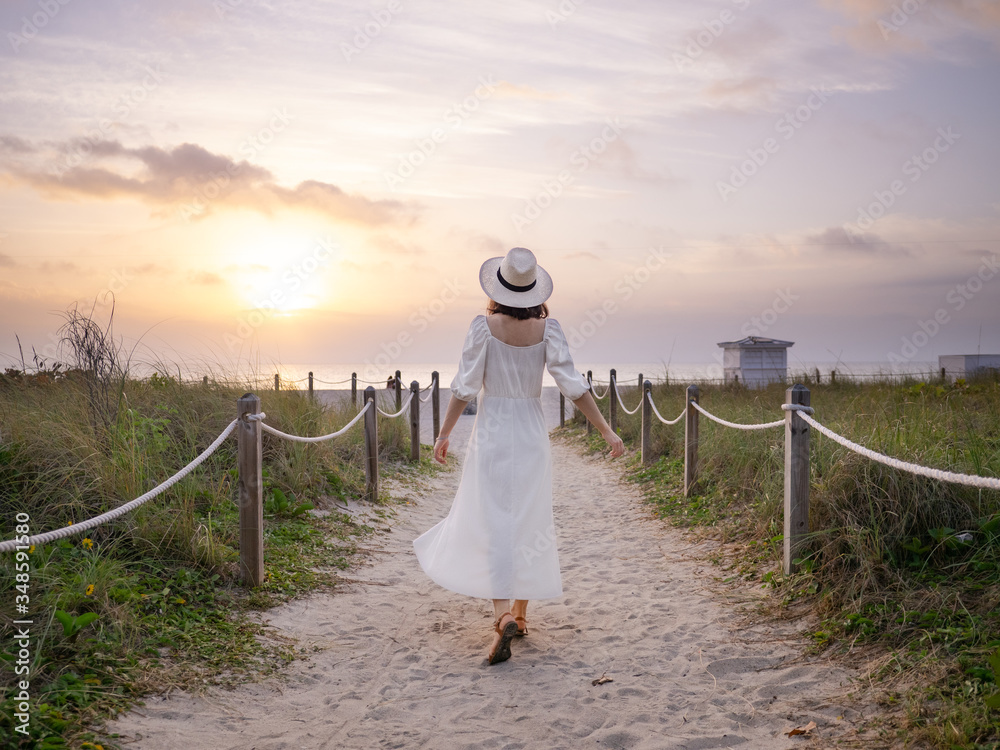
[823,0,1000,54]
[188,271,223,285]
[561,251,601,261]
[0,138,416,226]
[804,226,915,255]
[0,253,15,268]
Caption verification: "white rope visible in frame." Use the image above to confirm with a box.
[377,389,415,418]
[0,420,239,552]
[691,401,784,430]
[258,401,372,443]
[610,377,642,415]
[647,391,686,425]
[796,411,1000,490]
[591,383,610,400]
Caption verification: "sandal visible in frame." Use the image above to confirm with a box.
[514,615,528,637]
[488,612,518,665]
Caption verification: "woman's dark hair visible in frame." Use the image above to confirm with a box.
[487,300,549,319]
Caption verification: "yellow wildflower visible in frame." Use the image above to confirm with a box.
[82,538,93,549]
[85,584,95,596]
[28,545,35,554]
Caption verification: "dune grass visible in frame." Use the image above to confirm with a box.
[569,371,1000,748]
[0,365,435,750]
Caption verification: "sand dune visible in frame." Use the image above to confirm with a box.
[107,431,868,749]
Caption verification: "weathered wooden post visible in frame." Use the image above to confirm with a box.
[638,373,643,391]
[559,393,565,428]
[274,373,280,392]
[684,385,700,497]
[431,370,440,442]
[394,370,402,411]
[409,380,420,463]
[640,379,652,464]
[784,384,811,575]
[609,368,618,435]
[308,371,314,398]
[587,370,594,436]
[814,367,821,385]
[363,386,378,502]
[237,394,264,588]
[830,369,837,384]
[351,372,358,407]
[203,375,208,386]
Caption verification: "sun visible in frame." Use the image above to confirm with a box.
[229,223,337,315]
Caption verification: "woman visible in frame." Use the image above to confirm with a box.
[412,247,625,666]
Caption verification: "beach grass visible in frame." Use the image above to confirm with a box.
[0,364,435,749]
[568,371,1000,748]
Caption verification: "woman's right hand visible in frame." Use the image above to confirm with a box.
[602,429,625,458]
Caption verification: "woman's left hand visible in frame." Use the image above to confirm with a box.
[434,436,450,464]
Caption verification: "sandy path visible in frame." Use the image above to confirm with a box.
[107,431,867,749]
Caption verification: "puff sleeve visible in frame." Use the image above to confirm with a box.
[545,318,590,401]
[449,315,489,401]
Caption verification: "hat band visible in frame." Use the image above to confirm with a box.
[496,267,536,293]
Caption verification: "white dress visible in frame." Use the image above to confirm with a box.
[412,315,591,600]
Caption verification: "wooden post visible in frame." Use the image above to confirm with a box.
[559,392,565,428]
[830,369,836,384]
[274,373,280,392]
[784,384,811,575]
[237,394,264,588]
[351,372,358,408]
[638,373,643,391]
[308,371,314,398]
[640,379,652,464]
[587,370,594,436]
[409,380,420,463]
[814,367,821,385]
[203,375,208,386]
[363,386,378,502]
[394,370,402,411]
[940,366,946,381]
[609,368,618,435]
[684,385,700,497]
[431,370,440,442]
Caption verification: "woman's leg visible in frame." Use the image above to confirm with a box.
[492,599,510,621]
[511,599,528,620]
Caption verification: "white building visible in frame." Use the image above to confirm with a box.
[939,354,1000,381]
[717,336,794,388]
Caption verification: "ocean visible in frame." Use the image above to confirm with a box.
[178,361,943,390]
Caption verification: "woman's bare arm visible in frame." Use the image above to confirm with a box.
[572,390,625,457]
[433,393,469,463]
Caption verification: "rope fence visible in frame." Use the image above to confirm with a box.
[575,369,1000,575]
[0,372,447,586]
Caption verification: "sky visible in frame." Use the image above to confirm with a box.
[1,0,998,377]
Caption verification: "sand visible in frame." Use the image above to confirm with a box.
[106,403,870,749]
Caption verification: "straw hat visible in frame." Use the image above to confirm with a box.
[479,247,553,308]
